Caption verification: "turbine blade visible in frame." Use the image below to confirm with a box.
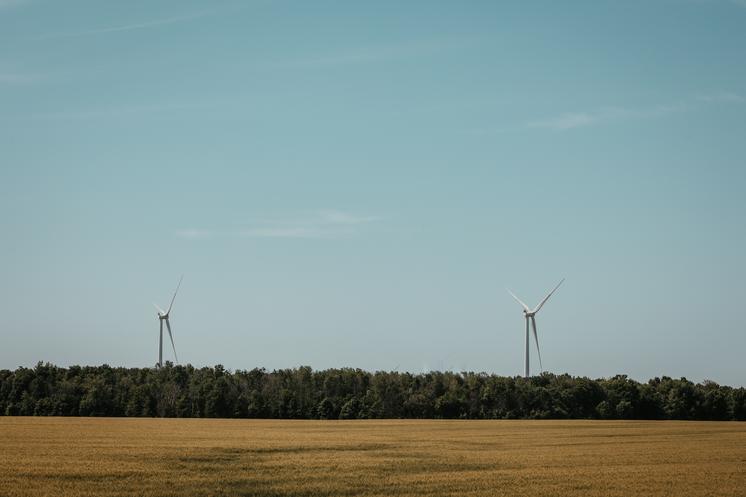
[532,278,564,314]
[165,319,178,364]
[153,303,165,315]
[166,275,183,315]
[531,316,543,372]
[507,289,530,312]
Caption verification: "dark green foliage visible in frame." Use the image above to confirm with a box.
[731,388,746,420]
[339,397,362,419]
[316,398,335,419]
[0,362,743,420]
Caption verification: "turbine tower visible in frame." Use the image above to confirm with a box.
[507,279,564,378]
[153,276,182,368]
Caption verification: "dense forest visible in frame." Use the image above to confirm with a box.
[1,363,744,420]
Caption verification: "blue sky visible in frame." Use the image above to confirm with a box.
[1,0,745,385]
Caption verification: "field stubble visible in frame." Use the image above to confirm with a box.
[1,418,744,496]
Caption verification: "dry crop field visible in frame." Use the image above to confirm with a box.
[1,418,744,497]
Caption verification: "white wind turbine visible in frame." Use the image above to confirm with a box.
[507,279,564,378]
[153,276,182,368]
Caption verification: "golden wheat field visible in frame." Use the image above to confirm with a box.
[1,418,745,497]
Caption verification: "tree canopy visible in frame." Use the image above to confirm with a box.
[1,363,744,420]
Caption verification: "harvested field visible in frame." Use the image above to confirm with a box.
[1,418,744,496]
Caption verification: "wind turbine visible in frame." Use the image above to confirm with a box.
[153,276,182,368]
[507,279,564,378]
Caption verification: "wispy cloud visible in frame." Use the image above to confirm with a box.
[679,0,746,8]
[176,210,380,240]
[27,101,216,120]
[0,0,30,9]
[287,36,479,68]
[528,112,599,131]
[34,9,214,41]
[238,227,325,239]
[527,103,688,131]
[0,72,37,84]
[525,93,744,131]
[696,92,746,103]
[174,229,212,240]
[316,210,379,225]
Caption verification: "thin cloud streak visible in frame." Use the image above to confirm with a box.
[528,103,688,131]
[176,210,380,240]
[681,0,746,7]
[33,10,214,41]
[238,227,326,239]
[27,101,218,120]
[697,92,746,103]
[317,210,380,225]
[0,0,29,8]
[528,112,599,131]
[0,73,37,84]
[287,36,480,68]
[526,93,744,131]
[174,229,212,240]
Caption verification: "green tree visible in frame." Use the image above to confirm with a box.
[316,398,335,420]
[339,397,361,419]
[78,376,113,416]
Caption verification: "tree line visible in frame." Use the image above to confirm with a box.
[1,363,744,420]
